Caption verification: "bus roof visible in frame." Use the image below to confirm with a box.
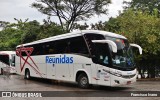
[17,30,127,47]
[0,51,15,55]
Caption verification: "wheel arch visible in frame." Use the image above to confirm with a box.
[25,68,30,74]
[75,70,91,84]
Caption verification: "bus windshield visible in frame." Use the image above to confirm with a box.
[106,36,135,69]
[0,55,10,65]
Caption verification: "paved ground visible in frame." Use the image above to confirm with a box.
[0,74,160,100]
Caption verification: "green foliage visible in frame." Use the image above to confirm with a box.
[32,0,111,32]
[89,18,120,33]
[91,9,160,57]
[116,9,160,56]
[38,18,65,39]
[124,0,160,17]
[91,21,105,30]
[89,7,160,78]
[20,20,41,43]
[97,9,160,70]
[0,21,10,29]
[103,17,120,32]
[0,18,64,51]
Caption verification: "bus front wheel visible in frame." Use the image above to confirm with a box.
[25,69,30,79]
[77,73,89,89]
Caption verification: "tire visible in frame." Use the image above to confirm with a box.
[77,73,89,89]
[24,70,30,79]
[1,69,3,75]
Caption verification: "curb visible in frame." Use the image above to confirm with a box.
[137,78,160,81]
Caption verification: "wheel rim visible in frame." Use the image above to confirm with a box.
[80,77,88,86]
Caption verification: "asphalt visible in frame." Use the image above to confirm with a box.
[0,74,160,100]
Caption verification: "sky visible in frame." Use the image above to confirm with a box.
[0,0,131,25]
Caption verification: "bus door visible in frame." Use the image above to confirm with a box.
[93,42,111,86]
[86,41,112,86]
[83,34,112,85]
[90,39,117,86]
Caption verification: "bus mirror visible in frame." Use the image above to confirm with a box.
[92,40,117,53]
[130,44,142,55]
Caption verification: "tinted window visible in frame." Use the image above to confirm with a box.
[11,54,15,66]
[54,39,68,54]
[19,36,89,56]
[93,43,111,66]
[43,42,55,55]
[0,55,9,65]
[18,44,44,56]
[21,51,27,56]
[32,44,45,55]
[84,33,105,56]
[68,36,89,55]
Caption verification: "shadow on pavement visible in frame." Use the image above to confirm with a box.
[27,77,133,91]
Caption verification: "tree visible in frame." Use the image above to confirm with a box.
[103,17,120,32]
[124,0,160,16]
[0,18,64,50]
[0,21,10,29]
[90,19,120,32]
[0,26,22,50]
[108,9,160,78]
[72,22,89,30]
[89,9,160,78]
[32,0,111,32]
[21,20,41,43]
[116,9,160,54]
[91,21,105,30]
[38,17,65,39]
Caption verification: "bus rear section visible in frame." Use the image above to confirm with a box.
[0,51,16,74]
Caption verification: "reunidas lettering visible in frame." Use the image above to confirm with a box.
[46,55,73,64]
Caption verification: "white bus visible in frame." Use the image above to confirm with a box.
[15,30,142,88]
[0,51,16,74]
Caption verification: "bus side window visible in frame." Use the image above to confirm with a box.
[55,39,68,54]
[65,41,70,53]
[69,36,89,55]
[84,33,105,57]
[93,43,111,66]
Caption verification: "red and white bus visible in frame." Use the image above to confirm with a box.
[16,30,142,88]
